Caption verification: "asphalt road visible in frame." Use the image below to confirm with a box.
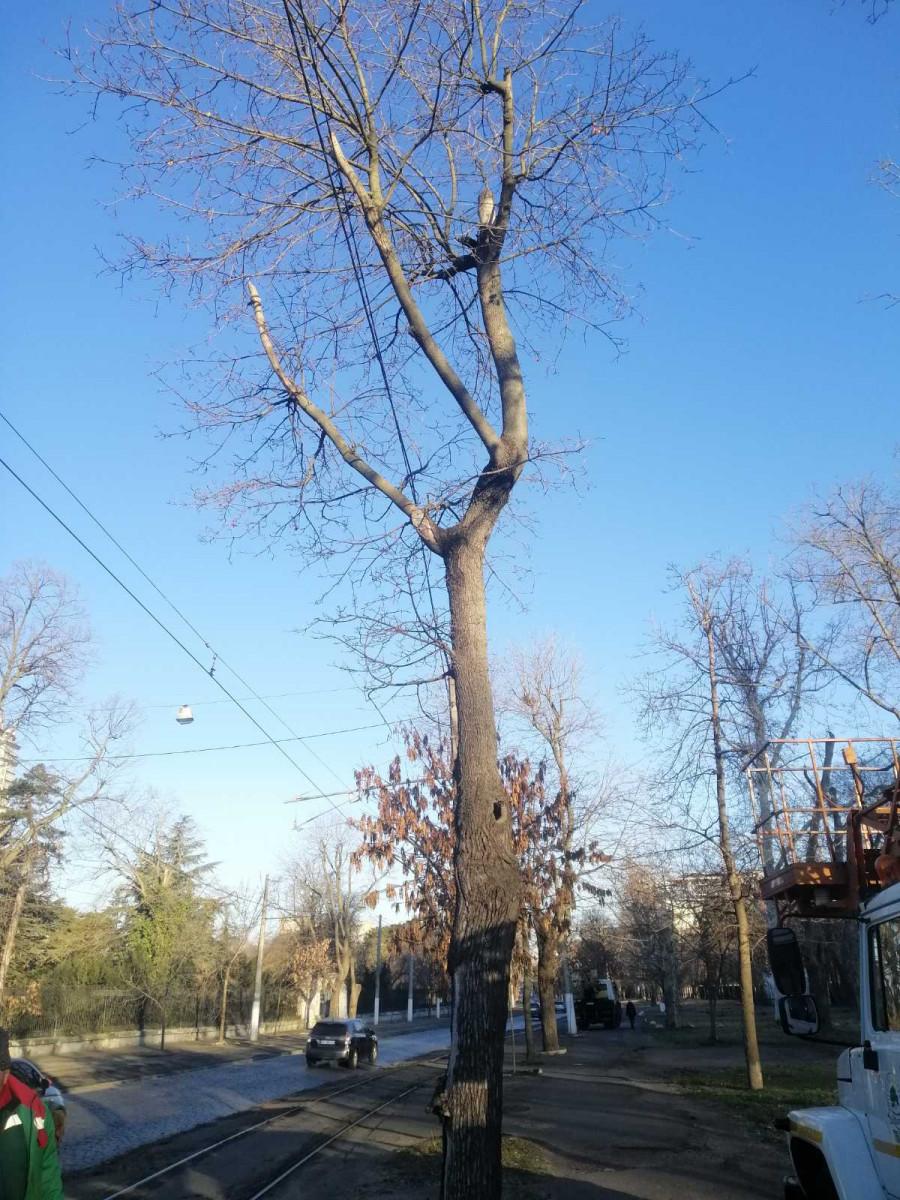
[65,1017,785,1200]
[61,1023,455,1173]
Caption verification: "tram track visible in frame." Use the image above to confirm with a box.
[79,1058,444,1200]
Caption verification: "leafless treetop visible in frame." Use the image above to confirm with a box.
[71,1,709,565]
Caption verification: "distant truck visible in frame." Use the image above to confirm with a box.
[574,975,622,1030]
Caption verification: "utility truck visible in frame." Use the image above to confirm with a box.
[747,737,900,1200]
[574,974,622,1030]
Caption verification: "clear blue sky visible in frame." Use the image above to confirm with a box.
[1,1,897,905]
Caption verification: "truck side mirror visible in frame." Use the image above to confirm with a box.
[778,994,819,1037]
[767,927,807,995]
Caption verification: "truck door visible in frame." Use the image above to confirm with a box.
[863,912,900,1197]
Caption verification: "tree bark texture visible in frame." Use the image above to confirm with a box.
[0,862,29,1002]
[441,538,522,1200]
[536,931,560,1052]
[330,979,345,1018]
[662,970,679,1030]
[710,984,724,1051]
[522,960,536,1063]
[219,967,231,1044]
[704,618,763,1091]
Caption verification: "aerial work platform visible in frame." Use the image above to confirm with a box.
[746,737,900,920]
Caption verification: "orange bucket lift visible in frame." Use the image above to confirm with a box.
[746,737,900,920]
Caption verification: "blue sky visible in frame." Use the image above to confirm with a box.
[1,0,897,905]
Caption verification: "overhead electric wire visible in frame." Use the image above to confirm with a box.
[19,721,385,764]
[0,452,356,815]
[1,406,383,792]
[73,686,362,712]
[280,1,447,682]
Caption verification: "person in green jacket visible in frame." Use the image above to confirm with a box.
[0,1029,64,1200]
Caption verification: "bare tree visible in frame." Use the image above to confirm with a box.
[0,563,134,1004]
[636,563,767,1089]
[502,638,605,1051]
[700,561,828,871]
[216,888,261,1043]
[614,864,681,1027]
[669,866,737,1044]
[72,5,711,1191]
[790,478,900,722]
[289,834,374,1017]
[0,561,90,741]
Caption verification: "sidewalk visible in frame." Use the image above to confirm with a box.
[29,1015,450,1094]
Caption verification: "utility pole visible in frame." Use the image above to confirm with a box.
[562,952,578,1037]
[249,874,269,1044]
[373,914,383,1026]
[407,952,414,1022]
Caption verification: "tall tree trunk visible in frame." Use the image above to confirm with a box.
[0,865,29,1002]
[160,1006,167,1052]
[536,929,560,1052]
[662,968,679,1030]
[806,934,833,1031]
[219,966,231,1044]
[704,617,763,1091]
[347,955,362,1017]
[441,537,522,1200]
[522,959,536,1063]
[330,978,344,1017]
[705,958,718,1044]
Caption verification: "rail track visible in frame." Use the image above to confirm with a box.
[87,1059,444,1200]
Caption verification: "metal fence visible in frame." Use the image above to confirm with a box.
[7,980,296,1042]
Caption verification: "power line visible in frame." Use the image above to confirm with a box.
[286,774,431,804]
[0,451,352,815]
[1,407,378,795]
[280,1,447,685]
[19,721,385,764]
[73,686,362,712]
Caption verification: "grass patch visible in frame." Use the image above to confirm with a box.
[674,1062,838,1137]
[403,1135,548,1172]
[391,1135,550,1198]
[642,1002,857,1051]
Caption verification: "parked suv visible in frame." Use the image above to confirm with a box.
[305,1019,378,1069]
[11,1058,67,1142]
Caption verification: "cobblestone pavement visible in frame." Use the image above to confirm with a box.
[61,1024,453,1173]
[30,1014,450,1094]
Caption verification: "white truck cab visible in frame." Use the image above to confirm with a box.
[747,736,900,1200]
[778,883,900,1199]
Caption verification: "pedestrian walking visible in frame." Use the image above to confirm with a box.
[625,1000,637,1031]
[0,1029,64,1200]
